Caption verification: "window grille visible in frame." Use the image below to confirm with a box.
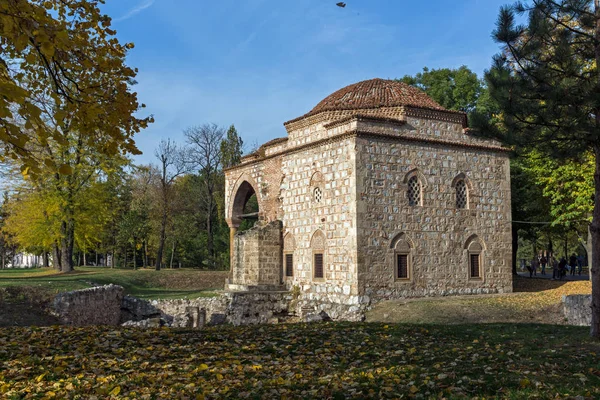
[470,254,480,278]
[314,253,324,278]
[285,254,294,277]
[397,254,409,279]
[407,176,421,206]
[314,187,323,203]
[456,180,468,209]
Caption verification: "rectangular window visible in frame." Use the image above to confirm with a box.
[314,253,324,279]
[397,254,409,279]
[285,253,293,277]
[470,254,480,278]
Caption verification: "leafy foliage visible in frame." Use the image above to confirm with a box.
[0,0,152,174]
[220,124,244,169]
[399,66,483,113]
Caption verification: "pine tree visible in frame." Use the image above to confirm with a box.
[220,125,244,169]
[481,0,600,337]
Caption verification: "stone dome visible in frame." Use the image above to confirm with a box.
[308,78,446,116]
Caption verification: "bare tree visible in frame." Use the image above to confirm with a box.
[154,139,190,271]
[184,124,225,266]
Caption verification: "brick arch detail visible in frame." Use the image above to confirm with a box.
[402,167,428,188]
[227,173,261,228]
[451,172,475,194]
[463,234,487,251]
[389,232,415,250]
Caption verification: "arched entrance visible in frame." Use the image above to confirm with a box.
[226,176,284,290]
[230,181,259,231]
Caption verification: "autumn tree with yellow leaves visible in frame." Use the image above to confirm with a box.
[1,0,152,271]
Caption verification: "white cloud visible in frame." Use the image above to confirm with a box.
[115,0,155,22]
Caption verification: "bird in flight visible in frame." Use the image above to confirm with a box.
[336,2,346,7]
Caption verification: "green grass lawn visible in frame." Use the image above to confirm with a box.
[0,267,228,300]
[368,278,592,326]
[0,322,599,399]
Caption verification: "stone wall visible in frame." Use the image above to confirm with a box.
[54,285,124,326]
[224,103,511,305]
[563,294,591,326]
[147,291,366,326]
[355,120,513,300]
[225,155,283,225]
[280,136,359,297]
[231,221,282,287]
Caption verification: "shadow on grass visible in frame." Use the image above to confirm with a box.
[513,275,575,292]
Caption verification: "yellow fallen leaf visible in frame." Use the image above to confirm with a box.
[519,378,530,388]
[109,386,121,396]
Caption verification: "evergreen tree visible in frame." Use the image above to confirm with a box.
[220,125,244,169]
[481,0,600,337]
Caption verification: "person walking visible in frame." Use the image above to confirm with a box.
[569,254,577,276]
[577,255,584,275]
[540,255,547,275]
[558,257,567,281]
[531,257,538,276]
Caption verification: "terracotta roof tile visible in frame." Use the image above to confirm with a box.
[309,78,445,115]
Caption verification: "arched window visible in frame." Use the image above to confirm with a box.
[313,187,323,203]
[456,180,468,209]
[311,230,326,280]
[407,176,421,206]
[283,233,295,278]
[391,233,413,281]
[465,236,485,279]
[310,171,325,205]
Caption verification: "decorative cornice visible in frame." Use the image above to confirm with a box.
[404,106,468,128]
[224,128,509,173]
[285,106,468,132]
[323,114,407,130]
[354,130,510,154]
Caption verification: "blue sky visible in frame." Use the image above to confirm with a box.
[100,0,509,164]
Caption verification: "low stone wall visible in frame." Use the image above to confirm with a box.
[54,285,369,328]
[563,295,591,326]
[53,285,124,326]
[126,291,367,327]
[149,296,229,327]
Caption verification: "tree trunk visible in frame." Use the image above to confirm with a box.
[60,219,75,272]
[43,252,49,268]
[143,241,148,269]
[590,144,600,337]
[512,225,518,275]
[95,251,98,267]
[133,242,137,270]
[170,240,176,269]
[206,192,215,267]
[52,243,61,270]
[124,247,127,269]
[156,201,167,271]
[83,252,86,267]
[588,227,593,282]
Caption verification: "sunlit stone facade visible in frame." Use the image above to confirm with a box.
[224,79,512,306]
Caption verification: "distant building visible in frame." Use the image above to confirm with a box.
[10,253,44,268]
[224,79,512,307]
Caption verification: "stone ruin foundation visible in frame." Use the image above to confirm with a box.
[52,285,367,328]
